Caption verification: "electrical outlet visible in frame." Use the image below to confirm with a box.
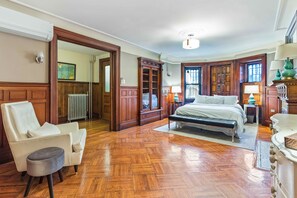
[271,109,275,112]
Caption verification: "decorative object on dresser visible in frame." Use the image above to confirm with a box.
[244,85,259,105]
[171,86,181,102]
[270,113,297,198]
[270,60,284,81]
[274,43,297,80]
[284,133,297,150]
[138,57,163,125]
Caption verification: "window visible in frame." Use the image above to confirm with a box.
[247,62,262,82]
[184,67,201,103]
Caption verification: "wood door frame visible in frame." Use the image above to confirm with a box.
[50,27,121,131]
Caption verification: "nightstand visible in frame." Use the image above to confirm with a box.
[243,104,259,124]
[170,101,183,115]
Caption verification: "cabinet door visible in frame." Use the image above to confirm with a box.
[151,68,159,109]
[142,68,150,111]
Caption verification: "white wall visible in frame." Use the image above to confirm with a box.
[162,63,181,87]
[58,49,92,82]
[120,52,139,86]
[266,52,276,85]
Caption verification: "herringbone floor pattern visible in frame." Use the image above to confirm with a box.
[0,119,271,198]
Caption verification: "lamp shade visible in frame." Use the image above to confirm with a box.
[270,60,284,71]
[244,85,259,94]
[171,86,181,93]
[183,38,200,49]
[275,43,297,60]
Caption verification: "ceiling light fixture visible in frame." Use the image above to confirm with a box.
[182,34,200,49]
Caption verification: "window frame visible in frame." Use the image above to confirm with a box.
[184,67,202,103]
[247,61,262,82]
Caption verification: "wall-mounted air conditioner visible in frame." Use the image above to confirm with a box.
[0,6,53,42]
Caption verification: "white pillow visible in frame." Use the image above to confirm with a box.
[193,95,207,103]
[214,95,238,105]
[204,96,224,104]
[27,122,61,138]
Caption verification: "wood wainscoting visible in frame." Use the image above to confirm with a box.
[120,86,138,130]
[58,81,101,123]
[0,82,49,164]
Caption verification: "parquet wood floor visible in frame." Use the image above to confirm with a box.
[0,119,271,198]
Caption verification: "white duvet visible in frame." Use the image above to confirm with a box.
[175,103,247,136]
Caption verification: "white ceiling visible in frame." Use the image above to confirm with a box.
[9,0,297,61]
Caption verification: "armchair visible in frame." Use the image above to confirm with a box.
[1,101,87,173]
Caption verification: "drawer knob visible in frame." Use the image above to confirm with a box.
[270,144,275,149]
[271,165,276,170]
[270,156,277,163]
[270,150,276,155]
[271,186,277,193]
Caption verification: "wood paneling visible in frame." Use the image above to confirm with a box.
[0,82,49,164]
[210,64,232,95]
[120,86,138,130]
[58,81,101,123]
[263,86,281,126]
[0,119,272,197]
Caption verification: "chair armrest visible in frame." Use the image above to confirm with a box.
[9,133,73,172]
[56,122,79,133]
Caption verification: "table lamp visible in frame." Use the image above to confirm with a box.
[270,60,284,80]
[171,86,181,102]
[244,85,259,105]
[275,43,297,80]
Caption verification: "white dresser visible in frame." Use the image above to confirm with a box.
[270,114,297,198]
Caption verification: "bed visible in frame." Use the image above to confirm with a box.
[172,95,247,139]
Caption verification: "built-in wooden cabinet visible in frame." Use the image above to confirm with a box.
[138,57,163,125]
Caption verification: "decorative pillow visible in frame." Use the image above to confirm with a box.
[27,122,61,138]
[214,95,238,105]
[193,95,207,103]
[204,96,224,104]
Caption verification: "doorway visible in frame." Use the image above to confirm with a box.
[57,40,111,124]
[50,27,121,131]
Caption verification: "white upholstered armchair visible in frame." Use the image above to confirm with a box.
[1,101,87,173]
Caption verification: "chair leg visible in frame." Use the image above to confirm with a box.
[24,176,33,197]
[58,169,63,182]
[39,176,43,184]
[21,171,27,181]
[74,165,78,173]
[47,174,54,198]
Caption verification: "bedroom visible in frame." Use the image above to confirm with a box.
[0,0,297,197]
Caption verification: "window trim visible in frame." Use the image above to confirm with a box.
[184,67,202,103]
[247,61,262,82]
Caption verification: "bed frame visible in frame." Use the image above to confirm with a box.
[168,115,238,142]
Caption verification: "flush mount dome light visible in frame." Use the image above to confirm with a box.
[182,33,200,49]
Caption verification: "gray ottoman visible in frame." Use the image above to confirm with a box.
[24,147,64,198]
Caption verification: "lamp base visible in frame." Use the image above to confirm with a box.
[282,58,296,79]
[174,94,179,102]
[248,94,256,105]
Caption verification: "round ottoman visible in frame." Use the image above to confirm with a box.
[24,147,64,198]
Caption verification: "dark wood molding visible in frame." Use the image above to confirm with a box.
[50,27,121,131]
[0,82,50,164]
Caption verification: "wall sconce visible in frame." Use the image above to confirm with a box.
[35,52,44,64]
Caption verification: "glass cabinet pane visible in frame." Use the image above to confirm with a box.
[105,65,110,92]
[142,68,150,110]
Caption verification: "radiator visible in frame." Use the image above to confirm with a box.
[68,94,88,122]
